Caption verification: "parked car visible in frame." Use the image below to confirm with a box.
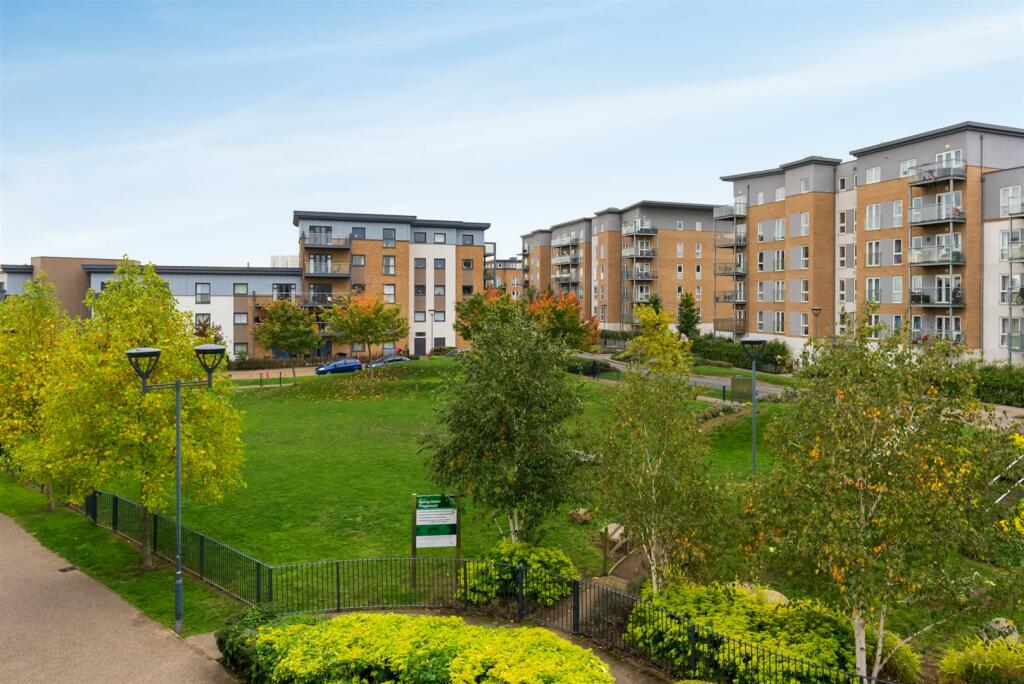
[315,358,363,375]
[445,348,468,358]
[368,355,411,368]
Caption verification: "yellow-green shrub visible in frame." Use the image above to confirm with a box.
[459,540,578,607]
[231,612,612,683]
[939,638,1024,684]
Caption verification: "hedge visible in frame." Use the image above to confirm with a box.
[459,540,578,607]
[218,610,613,683]
[976,363,1024,407]
[689,334,792,374]
[939,638,1024,684]
[625,583,920,684]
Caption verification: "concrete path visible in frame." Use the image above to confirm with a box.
[578,351,785,396]
[0,514,235,684]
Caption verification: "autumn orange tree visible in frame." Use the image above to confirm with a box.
[322,294,408,361]
[756,308,1022,679]
[456,289,597,351]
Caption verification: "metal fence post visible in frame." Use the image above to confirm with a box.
[571,580,580,635]
[198,535,206,579]
[267,566,274,605]
[152,512,158,552]
[111,495,119,532]
[335,561,341,612]
[85,492,97,524]
[516,566,526,621]
[688,622,698,675]
[256,563,262,604]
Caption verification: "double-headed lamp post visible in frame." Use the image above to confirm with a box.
[125,343,226,635]
[740,337,768,474]
[811,306,823,338]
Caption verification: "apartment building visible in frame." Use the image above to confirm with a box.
[715,121,1024,355]
[484,256,524,299]
[2,210,489,360]
[522,201,728,332]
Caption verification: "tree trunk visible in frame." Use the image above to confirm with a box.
[45,482,55,512]
[852,608,868,679]
[139,503,153,570]
[290,358,297,380]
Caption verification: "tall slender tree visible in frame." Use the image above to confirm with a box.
[253,299,321,378]
[322,295,409,361]
[676,291,700,339]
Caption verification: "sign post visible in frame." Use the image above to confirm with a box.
[411,494,459,590]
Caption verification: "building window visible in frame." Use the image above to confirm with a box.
[1001,186,1023,217]
[462,285,473,296]
[893,276,903,304]
[195,312,211,325]
[433,311,445,322]
[799,178,809,193]
[866,277,881,303]
[838,210,848,234]
[462,259,473,270]
[462,234,474,245]
[838,176,848,191]
[899,159,917,177]
[757,310,765,331]
[893,200,903,227]
[676,220,685,229]
[774,311,785,333]
[383,284,396,304]
[800,312,809,336]
[233,342,248,358]
[757,252,765,272]
[839,245,848,268]
[675,241,684,257]
[434,233,446,244]
[414,284,426,296]
[1001,318,1022,348]
[1000,274,1022,304]
[868,314,881,339]
[774,218,785,240]
[695,286,702,301]
[351,255,366,267]
[893,239,903,265]
[414,231,427,243]
[233,283,248,295]
[865,166,881,184]
[695,243,703,258]
[195,282,211,304]
[774,280,785,302]
[867,241,881,266]
[798,212,809,236]
[695,221,703,232]
[800,246,810,269]
[414,311,426,322]
[774,249,785,271]
[414,258,426,269]
[434,258,446,270]
[382,228,396,248]
[838,280,847,303]
[756,191,765,205]
[352,342,365,352]
[434,285,445,296]
[893,314,903,332]
[866,203,881,230]
[351,227,366,239]
[383,256,396,275]
[234,312,248,325]
[695,264,702,280]
[775,186,785,201]
[676,264,684,279]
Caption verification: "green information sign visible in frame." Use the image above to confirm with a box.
[413,494,459,549]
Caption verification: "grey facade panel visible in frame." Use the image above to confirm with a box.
[89,271,301,296]
[984,167,1024,219]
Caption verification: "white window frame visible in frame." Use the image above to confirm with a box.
[893,239,903,265]
[893,276,903,304]
[892,200,903,227]
[866,203,881,230]
[838,210,848,234]
[838,176,848,191]
[800,246,810,269]
[899,159,917,177]
[800,279,809,302]
[800,312,809,336]
[800,178,809,193]
[866,277,881,303]
[838,245,847,268]
[1001,185,1022,217]
[865,166,881,184]
[866,240,881,267]
[774,280,785,302]
[774,218,786,240]
[775,186,785,201]
[676,264,684,279]
[799,212,809,236]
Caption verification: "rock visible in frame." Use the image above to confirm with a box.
[979,618,1020,643]
[732,582,790,606]
[569,508,591,524]
[601,523,625,543]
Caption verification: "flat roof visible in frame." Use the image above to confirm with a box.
[520,228,551,238]
[721,156,840,182]
[0,264,33,274]
[550,216,592,230]
[82,264,302,276]
[617,200,717,213]
[850,121,1024,157]
[292,210,489,230]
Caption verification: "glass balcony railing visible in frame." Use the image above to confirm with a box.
[714,291,747,304]
[713,203,748,220]
[305,264,351,277]
[622,269,656,281]
[910,160,966,186]
[909,245,964,265]
[715,233,748,248]
[551,236,581,247]
[714,263,747,276]
[304,235,352,249]
[1007,334,1024,351]
[302,294,334,307]
[714,317,747,333]
[909,203,965,225]
[1002,198,1024,217]
[551,253,581,265]
[911,329,964,344]
[622,224,658,236]
[909,287,964,306]
[552,270,581,283]
[621,247,657,258]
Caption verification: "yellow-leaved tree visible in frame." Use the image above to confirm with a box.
[0,275,72,511]
[36,259,245,568]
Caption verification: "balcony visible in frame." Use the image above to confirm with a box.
[714,291,746,304]
[552,270,580,283]
[909,203,965,226]
[551,252,582,265]
[254,292,299,307]
[622,224,659,237]
[714,263,747,277]
[714,317,747,333]
[621,247,657,258]
[630,293,651,304]
[909,245,964,266]
[909,287,964,307]
[715,233,748,248]
[911,329,964,345]
[551,236,580,247]
[1007,334,1024,352]
[302,294,335,307]
[304,235,351,249]
[909,160,967,187]
[622,269,656,281]
[713,203,748,220]
[1003,198,1024,217]
[305,265,351,278]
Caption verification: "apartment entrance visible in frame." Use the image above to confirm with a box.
[414,337,426,355]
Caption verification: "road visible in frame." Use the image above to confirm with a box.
[577,352,785,397]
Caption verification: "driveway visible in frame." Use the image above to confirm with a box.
[577,352,785,396]
[0,514,235,684]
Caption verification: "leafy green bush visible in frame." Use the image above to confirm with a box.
[625,583,919,684]
[215,608,321,683]
[976,363,1024,407]
[459,540,578,607]
[429,345,454,356]
[242,612,613,683]
[565,358,612,375]
[690,335,792,373]
[939,638,1024,684]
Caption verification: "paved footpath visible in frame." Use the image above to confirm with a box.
[0,514,235,684]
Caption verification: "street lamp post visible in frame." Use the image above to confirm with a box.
[811,306,822,338]
[428,309,435,354]
[126,343,226,635]
[740,338,768,474]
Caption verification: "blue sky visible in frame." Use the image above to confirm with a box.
[2,1,1023,265]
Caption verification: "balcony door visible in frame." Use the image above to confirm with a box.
[935,274,961,303]
[935,149,962,167]
[309,253,330,273]
[936,316,961,341]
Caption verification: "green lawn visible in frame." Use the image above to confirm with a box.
[0,477,239,636]
[692,364,800,389]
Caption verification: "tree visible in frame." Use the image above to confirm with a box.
[527,292,598,350]
[647,293,663,314]
[454,290,519,343]
[424,303,582,542]
[253,299,321,378]
[676,291,700,339]
[0,276,71,511]
[35,259,244,568]
[194,318,226,346]
[589,305,716,593]
[756,309,1021,679]
[322,295,409,361]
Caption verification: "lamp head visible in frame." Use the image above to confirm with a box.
[740,337,768,360]
[194,344,226,383]
[811,306,822,317]
[126,347,161,387]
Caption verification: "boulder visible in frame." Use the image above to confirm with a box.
[732,582,790,606]
[569,508,592,524]
[979,618,1020,643]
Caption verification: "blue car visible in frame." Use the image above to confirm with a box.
[315,358,363,375]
